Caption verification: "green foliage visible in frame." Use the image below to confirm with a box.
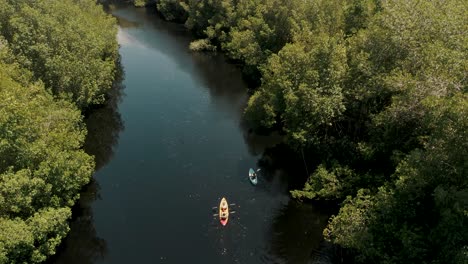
[291,164,352,200]
[185,0,235,40]
[291,0,346,38]
[367,0,468,156]
[323,189,374,252]
[325,94,468,263]
[343,0,378,36]
[157,0,188,22]
[244,88,278,129]
[291,160,382,201]
[0,0,118,108]
[0,217,34,263]
[223,0,298,67]
[0,0,115,260]
[0,0,116,262]
[189,39,216,52]
[133,0,154,7]
[0,208,71,263]
[246,35,347,147]
[175,0,303,71]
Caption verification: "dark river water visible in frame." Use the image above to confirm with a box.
[51,4,332,264]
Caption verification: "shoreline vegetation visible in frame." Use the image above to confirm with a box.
[134,0,467,263]
[0,0,118,263]
[0,0,465,262]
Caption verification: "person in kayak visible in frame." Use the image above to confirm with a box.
[250,171,256,179]
[220,212,228,219]
[220,200,228,219]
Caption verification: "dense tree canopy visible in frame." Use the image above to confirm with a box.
[157,0,188,23]
[0,0,118,108]
[0,0,118,262]
[325,95,467,263]
[245,35,347,147]
[0,43,94,263]
[1,0,463,261]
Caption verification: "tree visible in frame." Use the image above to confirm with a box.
[185,0,235,41]
[325,94,468,263]
[157,0,188,22]
[0,0,118,262]
[0,0,118,108]
[224,0,299,67]
[0,38,94,263]
[245,34,347,148]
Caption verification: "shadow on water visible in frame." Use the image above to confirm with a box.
[47,179,106,264]
[255,140,342,264]
[115,15,141,29]
[82,62,125,171]
[48,61,126,264]
[266,200,335,264]
[190,52,249,118]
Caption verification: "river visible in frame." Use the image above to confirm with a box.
[50,4,332,264]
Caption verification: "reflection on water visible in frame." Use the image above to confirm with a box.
[49,179,107,264]
[112,5,250,121]
[115,16,140,29]
[268,200,330,263]
[83,67,125,170]
[49,63,125,264]
[243,130,284,156]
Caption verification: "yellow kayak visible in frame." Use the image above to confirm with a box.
[219,197,229,226]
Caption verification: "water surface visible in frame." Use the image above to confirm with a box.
[52,5,330,264]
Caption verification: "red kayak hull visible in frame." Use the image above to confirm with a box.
[220,218,228,226]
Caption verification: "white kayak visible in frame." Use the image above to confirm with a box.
[249,168,258,185]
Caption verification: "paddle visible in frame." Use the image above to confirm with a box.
[212,199,237,218]
[212,204,237,217]
[213,204,235,209]
[213,203,235,208]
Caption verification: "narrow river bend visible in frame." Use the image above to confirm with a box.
[51,5,331,264]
